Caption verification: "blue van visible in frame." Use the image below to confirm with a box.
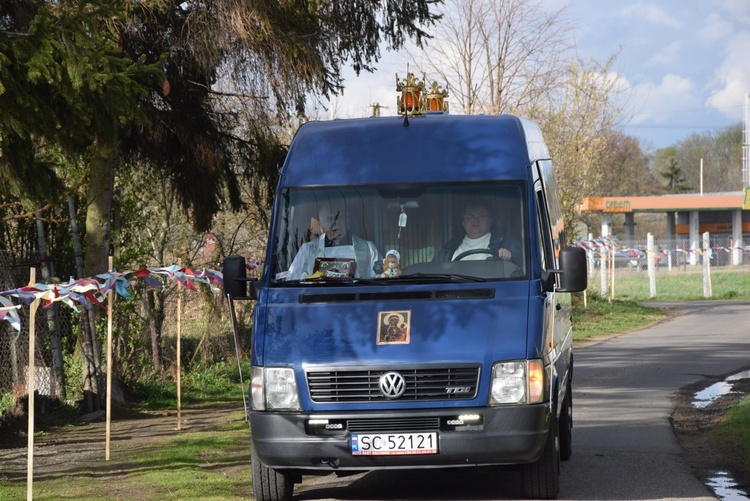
[224,112,587,500]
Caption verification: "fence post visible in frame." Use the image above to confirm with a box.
[667,245,672,270]
[106,256,114,460]
[27,268,39,501]
[648,234,656,298]
[599,241,608,298]
[177,259,182,431]
[703,232,712,298]
[609,241,616,301]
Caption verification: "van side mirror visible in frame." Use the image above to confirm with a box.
[556,246,587,293]
[223,255,258,300]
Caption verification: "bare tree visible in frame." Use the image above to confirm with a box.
[532,56,627,233]
[673,124,743,193]
[599,131,659,197]
[412,0,574,114]
[410,1,632,238]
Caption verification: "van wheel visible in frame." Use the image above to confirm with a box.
[559,383,573,461]
[520,414,560,499]
[252,445,293,501]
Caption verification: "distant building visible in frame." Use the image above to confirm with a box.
[579,188,750,265]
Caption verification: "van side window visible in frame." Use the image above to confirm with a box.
[536,189,554,272]
[536,160,566,256]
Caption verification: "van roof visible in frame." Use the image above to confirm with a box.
[279,113,550,187]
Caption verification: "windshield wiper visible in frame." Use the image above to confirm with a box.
[399,273,486,283]
[280,277,388,286]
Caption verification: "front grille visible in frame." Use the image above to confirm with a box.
[307,366,480,403]
[347,417,440,433]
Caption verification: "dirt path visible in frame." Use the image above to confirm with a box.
[671,374,750,496]
[0,402,249,490]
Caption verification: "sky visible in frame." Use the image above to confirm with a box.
[327,0,750,151]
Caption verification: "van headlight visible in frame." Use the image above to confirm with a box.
[251,367,300,411]
[490,360,545,405]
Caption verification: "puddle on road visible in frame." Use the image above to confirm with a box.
[692,370,750,500]
[692,370,750,409]
[706,470,749,500]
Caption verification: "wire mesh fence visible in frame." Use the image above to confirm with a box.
[583,234,750,300]
[1,251,248,412]
[0,252,62,402]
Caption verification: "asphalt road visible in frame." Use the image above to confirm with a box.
[292,301,750,501]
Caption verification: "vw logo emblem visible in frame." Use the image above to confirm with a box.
[379,372,406,399]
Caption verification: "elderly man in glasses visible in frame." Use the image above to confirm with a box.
[434,203,521,263]
[286,203,381,280]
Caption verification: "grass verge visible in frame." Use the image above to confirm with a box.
[127,360,250,410]
[593,266,750,301]
[717,396,750,473]
[572,295,666,344]
[0,410,251,501]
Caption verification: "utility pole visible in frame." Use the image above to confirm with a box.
[371,103,388,117]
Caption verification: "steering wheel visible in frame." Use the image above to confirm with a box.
[451,249,497,261]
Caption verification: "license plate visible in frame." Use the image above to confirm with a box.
[351,432,438,456]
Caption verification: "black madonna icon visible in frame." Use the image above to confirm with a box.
[377,310,411,345]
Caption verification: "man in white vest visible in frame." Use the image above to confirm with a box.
[434,203,521,264]
[287,204,381,280]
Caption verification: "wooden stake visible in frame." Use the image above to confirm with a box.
[27,268,38,501]
[177,259,182,431]
[106,256,114,460]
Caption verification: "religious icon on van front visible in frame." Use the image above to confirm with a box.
[377,310,411,345]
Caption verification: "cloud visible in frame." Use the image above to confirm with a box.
[648,41,681,67]
[628,74,698,124]
[719,0,750,24]
[706,31,750,116]
[699,13,734,42]
[619,3,681,28]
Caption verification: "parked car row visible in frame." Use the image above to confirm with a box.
[592,249,667,269]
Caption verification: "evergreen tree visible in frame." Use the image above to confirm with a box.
[659,158,691,194]
[1,0,439,408]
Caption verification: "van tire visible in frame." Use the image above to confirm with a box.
[559,383,573,461]
[520,414,560,499]
[252,445,293,501]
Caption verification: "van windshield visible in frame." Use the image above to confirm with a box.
[270,182,528,284]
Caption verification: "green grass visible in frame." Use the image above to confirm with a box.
[572,296,666,343]
[0,413,251,501]
[128,361,250,410]
[717,396,750,472]
[0,392,16,420]
[136,431,249,499]
[591,266,750,301]
[0,360,253,501]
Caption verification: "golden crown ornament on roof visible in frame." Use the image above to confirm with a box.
[396,72,449,116]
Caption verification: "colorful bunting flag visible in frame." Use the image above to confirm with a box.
[0,262,241,331]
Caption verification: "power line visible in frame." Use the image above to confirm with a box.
[624,123,740,130]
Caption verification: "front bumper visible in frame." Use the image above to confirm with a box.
[251,405,550,471]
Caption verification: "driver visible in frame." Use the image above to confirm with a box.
[433,203,520,263]
[286,203,381,280]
